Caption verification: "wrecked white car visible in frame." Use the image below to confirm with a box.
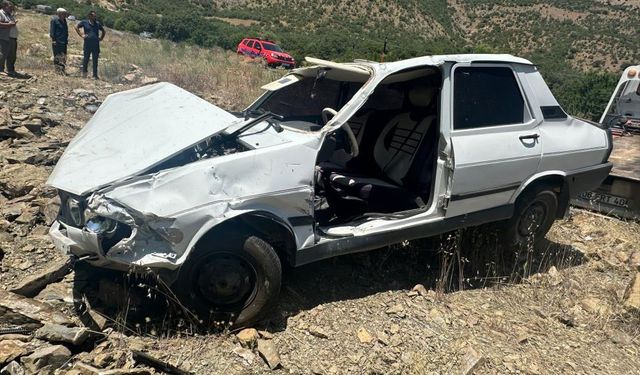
[47,55,612,325]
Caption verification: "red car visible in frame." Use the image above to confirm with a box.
[237,38,296,68]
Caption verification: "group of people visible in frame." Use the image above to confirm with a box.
[0,1,107,79]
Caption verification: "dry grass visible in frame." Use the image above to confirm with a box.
[13,10,280,110]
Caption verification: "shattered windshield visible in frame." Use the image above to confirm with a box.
[262,43,283,52]
[252,77,363,129]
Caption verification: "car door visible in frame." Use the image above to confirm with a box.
[446,63,542,217]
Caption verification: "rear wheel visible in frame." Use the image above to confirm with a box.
[503,186,558,247]
[175,234,281,327]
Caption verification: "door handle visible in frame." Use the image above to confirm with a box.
[519,134,540,141]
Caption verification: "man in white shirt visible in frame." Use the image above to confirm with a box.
[0,1,18,76]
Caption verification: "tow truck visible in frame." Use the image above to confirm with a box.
[573,65,640,219]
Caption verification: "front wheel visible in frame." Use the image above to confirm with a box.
[174,234,282,328]
[502,186,558,247]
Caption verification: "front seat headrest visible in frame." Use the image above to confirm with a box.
[408,86,436,108]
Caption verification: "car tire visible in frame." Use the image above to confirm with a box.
[502,185,558,247]
[174,233,282,328]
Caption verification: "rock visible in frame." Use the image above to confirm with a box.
[140,76,158,85]
[72,89,94,98]
[258,330,273,339]
[42,196,61,225]
[22,119,42,135]
[122,73,136,83]
[84,104,100,114]
[579,297,610,315]
[307,326,329,339]
[35,278,75,306]
[0,128,20,139]
[0,164,48,199]
[411,284,428,296]
[257,339,281,370]
[1,203,24,221]
[236,328,259,347]
[232,347,255,366]
[0,341,28,365]
[74,362,151,375]
[35,323,90,346]
[11,257,73,298]
[623,273,640,311]
[0,361,25,375]
[629,251,640,271]
[357,327,375,344]
[0,289,73,329]
[385,304,405,316]
[20,345,71,373]
[460,346,485,374]
[547,266,559,278]
[0,334,31,342]
[13,207,37,225]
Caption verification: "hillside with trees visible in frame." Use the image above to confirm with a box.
[16,0,638,119]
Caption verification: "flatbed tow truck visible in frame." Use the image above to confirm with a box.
[573,65,640,219]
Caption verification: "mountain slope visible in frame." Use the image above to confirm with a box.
[17,0,634,117]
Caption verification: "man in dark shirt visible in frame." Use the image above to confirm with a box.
[49,8,68,75]
[75,10,105,79]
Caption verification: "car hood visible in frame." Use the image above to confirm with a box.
[47,82,238,196]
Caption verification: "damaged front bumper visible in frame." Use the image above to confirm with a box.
[49,219,125,270]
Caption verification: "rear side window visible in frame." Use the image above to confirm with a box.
[247,40,254,48]
[454,66,526,130]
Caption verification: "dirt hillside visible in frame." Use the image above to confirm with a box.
[0,10,639,375]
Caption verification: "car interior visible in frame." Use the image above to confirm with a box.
[252,65,442,226]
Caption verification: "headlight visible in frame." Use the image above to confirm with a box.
[67,198,82,226]
[271,53,277,58]
[85,216,117,235]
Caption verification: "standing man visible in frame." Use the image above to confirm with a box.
[0,1,18,77]
[49,8,68,75]
[75,10,105,79]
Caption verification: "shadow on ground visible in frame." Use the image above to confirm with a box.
[71,229,587,335]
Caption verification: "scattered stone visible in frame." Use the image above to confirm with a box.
[356,327,375,344]
[11,257,73,298]
[232,347,255,366]
[74,362,151,375]
[629,251,640,271]
[22,119,42,135]
[0,164,49,199]
[85,104,100,114]
[0,334,30,342]
[0,289,73,329]
[460,346,485,374]
[35,323,90,346]
[307,326,329,339]
[257,339,281,370]
[547,266,559,278]
[385,304,405,316]
[141,76,158,85]
[0,361,25,375]
[411,284,428,297]
[236,328,259,347]
[0,340,28,365]
[20,345,71,373]
[623,273,640,311]
[42,196,61,225]
[579,297,610,315]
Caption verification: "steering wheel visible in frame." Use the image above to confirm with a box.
[321,107,359,157]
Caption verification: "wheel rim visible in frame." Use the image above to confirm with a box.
[518,201,547,237]
[195,253,257,309]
